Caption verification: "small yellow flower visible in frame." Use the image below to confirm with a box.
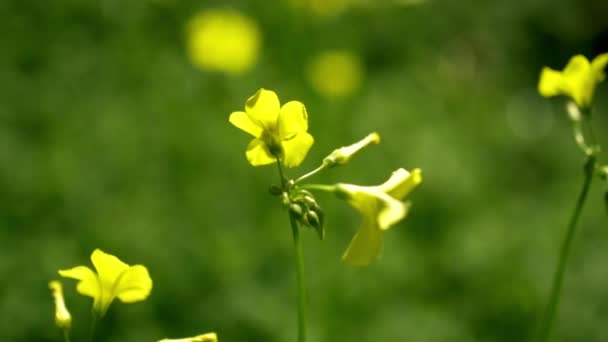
[59,249,153,317]
[336,168,422,266]
[229,88,314,168]
[538,53,608,108]
[186,9,260,74]
[158,332,218,342]
[308,50,363,98]
[48,281,72,330]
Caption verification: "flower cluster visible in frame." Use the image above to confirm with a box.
[230,88,423,265]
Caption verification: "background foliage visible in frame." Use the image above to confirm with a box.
[1,0,608,341]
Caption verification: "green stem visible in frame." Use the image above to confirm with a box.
[296,163,328,184]
[90,313,98,342]
[63,329,71,342]
[301,184,336,193]
[538,156,596,342]
[289,213,307,342]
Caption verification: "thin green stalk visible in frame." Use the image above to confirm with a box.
[289,213,307,342]
[301,184,336,193]
[275,158,307,342]
[538,156,596,342]
[90,313,98,342]
[296,163,328,184]
[63,329,71,342]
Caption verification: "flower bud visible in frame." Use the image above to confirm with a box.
[323,132,380,167]
[289,203,304,216]
[269,184,283,196]
[48,281,71,331]
[158,332,218,342]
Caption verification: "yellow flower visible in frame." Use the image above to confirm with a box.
[308,50,363,98]
[336,168,422,266]
[538,53,608,108]
[48,281,72,330]
[229,88,314,168]
[59,249,153,317]
[158,332,218,342]
[186,10,260,74]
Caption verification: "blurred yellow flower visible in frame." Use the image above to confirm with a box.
[336,168,422,266]
[48,281,71,330]
[538,53,608,108]
[308,50,363,98]
[229,88,314,168]
[59,249,153,317]
[186,9,260,74]
[158,332,218,342]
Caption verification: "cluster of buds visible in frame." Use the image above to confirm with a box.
[270,183,325,240]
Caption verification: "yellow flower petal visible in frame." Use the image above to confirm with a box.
[91,249,129,290]
[342,217,383,267]
[376,195,409,230]
[383,168,423,199]
[538,67,564,97]
[246,138,277,166]
[591,52,608,81]
[58,266,99,299]
[281,132,314,168]
[115,265,153,303]
[158,332,218,342]
[278,101,308,140]
[229,111,263,138]
[245,88,280,129]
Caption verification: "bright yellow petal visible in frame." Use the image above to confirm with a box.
[591,52,608,81]
[229,111,263,137]
[91,249,129,290]
[115,265,153,303]
[342,217,383,267]
[245,88,280,129]
[376,195,409,230]
[245,138,277,166]
[277,101,308,139]
[281,132,314,168]
[58,266,100,299]
[563,55,594,106]
[538,67,565,98]
[383,168,422,200]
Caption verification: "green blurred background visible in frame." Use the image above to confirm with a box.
[2,0,608,341]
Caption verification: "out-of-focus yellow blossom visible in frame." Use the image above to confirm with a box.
[288,0,349,16]
[308,50,363,98]
[186,10,260,74]
[158,332,218,342]
[336,168,422,266]
[324,132,380,167]
[229,88,314,168]
[59,249,153,317]
[538,53,608,109]
[48,281,71,330]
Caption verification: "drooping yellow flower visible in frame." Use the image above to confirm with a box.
[186,9,260,74]
[336,168,422,266]
[48,281,72,330]
[308,50,363,98]
[538,53,608,108]
[158,332,218,342]
[229,88,314,168]
[59,249,153,317]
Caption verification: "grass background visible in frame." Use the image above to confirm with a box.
[1,0,608,341]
